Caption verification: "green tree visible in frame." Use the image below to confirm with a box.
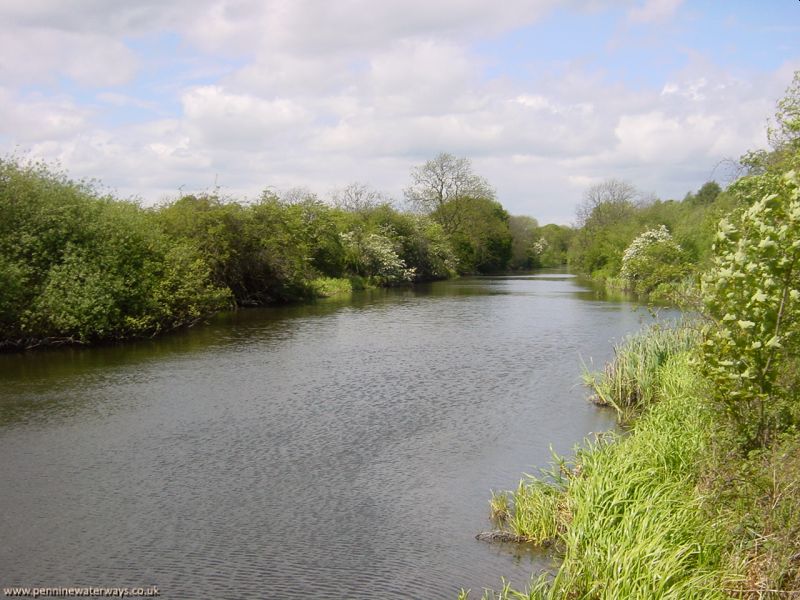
[508,215,539,269]
[440,196,512,273]
[684,181,722,206]
[534,224,574,268]
[404,153,494,233]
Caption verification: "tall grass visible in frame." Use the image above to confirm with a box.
[308,276,353,298]
[543,355,733,599]
[470,333,743,599]
[582,323,700,422]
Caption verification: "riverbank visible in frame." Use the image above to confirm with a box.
[467,323,800,599]
[0,157,462,351]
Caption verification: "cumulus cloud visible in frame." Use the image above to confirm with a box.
[0,88,90,142]
[0,0,796,222]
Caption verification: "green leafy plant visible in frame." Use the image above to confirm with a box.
[701,168,800,449]
[620,225,690,295]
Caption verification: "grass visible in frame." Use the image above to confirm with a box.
[469,323,800,599]
[545,355,733,599]
[582,323,699,422]
[703,433,800,598]
[309,277,353,298]
[469,324,746,599]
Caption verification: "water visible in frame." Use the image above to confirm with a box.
[0,275,658,599]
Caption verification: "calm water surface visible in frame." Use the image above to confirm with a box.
[0,275,657,599]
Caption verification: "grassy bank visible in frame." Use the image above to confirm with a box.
[468,324,800,599]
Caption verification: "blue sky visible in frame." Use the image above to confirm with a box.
[0,0,798,223]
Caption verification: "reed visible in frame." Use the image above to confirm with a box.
[470,352,740,599]
[582,322,700,422]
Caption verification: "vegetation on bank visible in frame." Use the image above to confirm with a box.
[464,72,800,599]
[0,151,570,348]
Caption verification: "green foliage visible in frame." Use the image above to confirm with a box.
[620,225,691,295]
[505,476,566,545]
[531,224,573,268]
[567,178,735,287]
[568,197,638,277]
[439,196,512,273]
[703,434,800,595]
[32,243,126,339]
[340,228,415,283]
[583,323,700,422]
[0,253,28,332]
[346,204,457,280]
[0,158,229,343]
[701,167,800,449]
[308,277,353,298]
[483,353,733,599]
[508,215,539,270]
[156,193,344,304]
[684,181,722,206]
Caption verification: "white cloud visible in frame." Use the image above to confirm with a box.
[0,1,796,223]
[182,86,311,148]
[0,88,90,142]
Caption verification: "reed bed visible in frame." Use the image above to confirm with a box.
[470,345,741,599]
[582,322,700,422]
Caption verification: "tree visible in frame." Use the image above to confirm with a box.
[534,224,574,267]
[685,181,722,206]
[440,196,512,273]
[702,168,800,449]
[508,215,539,270]
[768,71,800,152]
[575,179,639,227]
[569,179,640,276]
[404,153,494,229]
[331,182,390,212]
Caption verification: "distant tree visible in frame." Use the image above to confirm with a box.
[508,215,539,270]
[685,181,722,206]
[440,196,512,273]
[575,179,639,227]
[570,180,640,276]
[281,186,319,205]
[404,153,494,230]
[534,224,573,267]
[620,225,690,295]
[331,182,390,212]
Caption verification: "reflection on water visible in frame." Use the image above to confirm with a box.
[0,275,663,599]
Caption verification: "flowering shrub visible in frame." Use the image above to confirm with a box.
[620,225,689,295]
[340,229,416,283]
[702,169,800,448]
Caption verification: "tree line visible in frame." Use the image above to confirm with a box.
[0,152,567,347]
[6,70,796,347]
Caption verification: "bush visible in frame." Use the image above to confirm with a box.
[701,168,800,450]
[0,158,229,343]
[620,225,690,295]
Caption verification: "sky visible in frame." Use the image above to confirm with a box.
[0,0,798,224]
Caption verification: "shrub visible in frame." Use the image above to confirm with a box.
[701,168,800,449]
[620,225,690,295]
